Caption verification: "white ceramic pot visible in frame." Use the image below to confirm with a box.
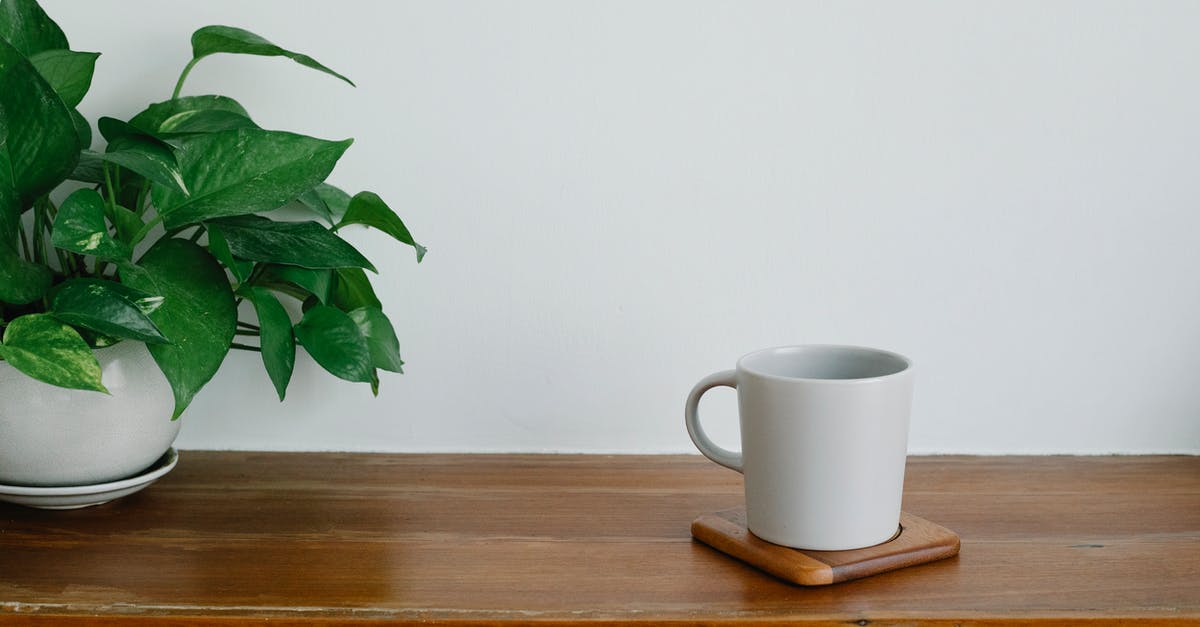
[0,340,179,487]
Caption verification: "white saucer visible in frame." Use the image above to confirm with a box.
[0,448,179,510]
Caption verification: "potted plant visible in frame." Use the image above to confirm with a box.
[0,0,424,490]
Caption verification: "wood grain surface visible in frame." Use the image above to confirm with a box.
[691,509,960,585]
[0,453,1197,625]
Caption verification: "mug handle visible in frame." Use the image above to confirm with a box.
[684,370,743,473]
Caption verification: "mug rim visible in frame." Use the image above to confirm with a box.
[736,344,913,384]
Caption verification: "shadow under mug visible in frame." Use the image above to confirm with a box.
[685,345,914,551]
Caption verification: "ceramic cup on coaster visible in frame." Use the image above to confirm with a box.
[685,345,914,551]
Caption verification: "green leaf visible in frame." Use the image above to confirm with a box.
[99,139,188,196]
[348,307,403,373]
[190,25,354,87]
[293,305,373,383]
[70,107,90,148]
[206,226,253,283]
[50,278,168,344]
[297,183,352,225]
[205,215,374,271]
[0,244,51,304]
[257,264,332,303]
[158,109,259,135]
[0,29,83,278]
[0,0,67,57]
[50,188,131,260]
[296,188,333,224]
[0,37,79,207]
[76,328,120,349]
[68,149,104,184]
[98,115,156,144]
[331,267,381,311]
[152,129,351,229]
[120,239,236,419]
[0,145,15,245]
[338,191,426,262]
[242,286,295,401]
[128,94,250,134]
[110,204,144,244]
[92,117,189,196]
[27,49,98,108]
[98,147,183,196]
[0,314,105,392]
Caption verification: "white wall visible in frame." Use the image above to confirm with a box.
[47,0,1200,454]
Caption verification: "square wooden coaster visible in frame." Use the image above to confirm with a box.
[691,508,960,586]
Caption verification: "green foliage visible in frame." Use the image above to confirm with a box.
[187,25,354,91]
[348,307,404,373]
[129,95,251,134]
[294,305,373,384]
[51,189,131,260]
[120,239,237,419]
[28,49,97,108]
[0,246,51,304]
[331,268,382,311]
[0,313,105,392]
[205,215,374,271]
[159,109,258,135]
[241,286,294,401]
[153,129,352,229]
[0,37,78,210]
[339,192,426,262]
[0,0,423,416]
[96,118,188,195]
[257,265,332,304]
[0,0,65,57]
[49,278,167,345]
[297,183,349,225]
[205,227,253,283]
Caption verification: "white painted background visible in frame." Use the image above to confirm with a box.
[47,1,1200,454]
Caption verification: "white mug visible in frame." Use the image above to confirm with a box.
[685,345,914,551]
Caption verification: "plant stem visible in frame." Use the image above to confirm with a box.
[235,328,260,336]
[189,224,206,243]
[244,263,266,287]
[135,179,150,216]
[32,200,46,266]
[131,212,164,246]
[54,247,70,274]
[100,164,120,227]
[103,164,117,207]
[162,225,190,239]
[261,282,309,302]
[34,197,74,275]
[237,321,261,331]
[17,223,30,260]
[230,342,262,352]
[172,57,202,100]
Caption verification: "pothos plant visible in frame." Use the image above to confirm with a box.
[0,0,425,418]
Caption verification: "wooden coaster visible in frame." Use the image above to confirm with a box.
[692,508,960,586]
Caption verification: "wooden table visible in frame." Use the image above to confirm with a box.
[0,453,1197,625]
